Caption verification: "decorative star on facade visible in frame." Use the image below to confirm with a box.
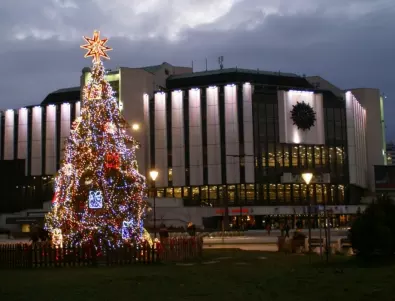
[81,30,112,62]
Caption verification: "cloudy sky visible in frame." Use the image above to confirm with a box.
[1,0,394,137]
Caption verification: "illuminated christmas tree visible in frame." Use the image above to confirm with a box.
[45,30,147,247]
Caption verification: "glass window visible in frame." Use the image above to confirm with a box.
[338,185,345,203]
[309,185,315,204]
[183,187,190,198]
[307,146,313,168]
[174,187,182,198]
[284,145,290,167]
[321,146,327,166]
[277,184,284,202]
[268,144,275,167]
[246,184,255,201]
[261,184,267,202]
[209,186,217,200]
[269,184,276,202]
[316,184,323,204]
[329,147,336,170]
[292,146,298,167]
[299,146,306,167]
[285,184,291,203]
[323,185,328,204]
[293,184,300,204]
[201,186,208,200]
[157,188,164,198]
[168,168,173,182]
[227,185,235,204]
[239,184,246,200]
[192,187,199,201]
[276,144,283,167]
[262,152,267,168]
[301,184,307,203]
[314,146,321,167]
[166,188,173,197]
[331,185,336,203]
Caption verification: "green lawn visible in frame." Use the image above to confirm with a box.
[1,249,394,301]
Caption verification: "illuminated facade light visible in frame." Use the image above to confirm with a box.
[208,86,217,89]
[289,90,314,94]
[226,84,236,88]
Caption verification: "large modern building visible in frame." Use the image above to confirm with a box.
[0,62,387,232]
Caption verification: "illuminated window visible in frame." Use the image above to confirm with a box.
[166,188,173,197]
[299,146,306,167]
[276,145,283,167]
[157,188,164,198]
[292,147,298,166]
[201,186,208,200]
[293,184,300,203]
[269,184,276,202]
[285,184,291,203]
[174,187,182,198]
[168,168,173,182]
[183,187,190,198]
[316,184,323,204]
[277,184,284,202]
[192,187,199,200]
[209,186,217,200]
[246,184,255,201]
[239,184,246,200]
[314,146,321,167]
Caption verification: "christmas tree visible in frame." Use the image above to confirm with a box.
[45,30,148,247]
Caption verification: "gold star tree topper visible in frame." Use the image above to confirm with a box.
[81,30,112,62]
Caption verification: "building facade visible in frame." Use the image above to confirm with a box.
[0,64,387,230]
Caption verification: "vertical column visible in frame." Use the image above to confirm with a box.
[60,103,71,162]
[171,90,185,187]
[75,101,81,118]
[189,88,203,186]
[206,86,222,184]
[345,92,357,185]
[243,83,255,183]
[143,94,150,178]
[31,107,42,175]
[18,108,28,174]
[154,92,168,187]
[45,105,57,174]
[4,110,14,160]
[224,84,240,183]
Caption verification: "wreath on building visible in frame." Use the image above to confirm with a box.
[290,101,316,131]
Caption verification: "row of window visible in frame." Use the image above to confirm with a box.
[151,183,346,205]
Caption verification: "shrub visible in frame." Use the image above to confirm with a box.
[350,195,395,258]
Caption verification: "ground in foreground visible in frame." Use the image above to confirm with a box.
[1,249,394,301]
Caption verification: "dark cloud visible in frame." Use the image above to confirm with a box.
[0,0,394,138]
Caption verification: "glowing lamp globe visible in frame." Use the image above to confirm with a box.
[150,170,159,181]
[302,173,313,185]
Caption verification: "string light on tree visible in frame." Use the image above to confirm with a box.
[45,30,148,247]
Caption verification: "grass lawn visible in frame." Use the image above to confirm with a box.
[1,249,395,301]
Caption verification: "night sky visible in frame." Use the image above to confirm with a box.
[1,0,394,138]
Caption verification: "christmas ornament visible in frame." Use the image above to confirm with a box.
[88,190,103,209]
[122,219,135,240]
[290,101,316,131]
[105,152,120,169]
[80,30,112,62]
[52,228,63,248]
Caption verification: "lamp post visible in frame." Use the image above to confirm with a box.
[150,170,159,238]
[302,172,313,258]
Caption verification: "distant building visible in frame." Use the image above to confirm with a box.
[0,64,386,232]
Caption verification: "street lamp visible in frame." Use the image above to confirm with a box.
[150,170,159,238]
[132,123,140,131]
[302,172,313,257]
